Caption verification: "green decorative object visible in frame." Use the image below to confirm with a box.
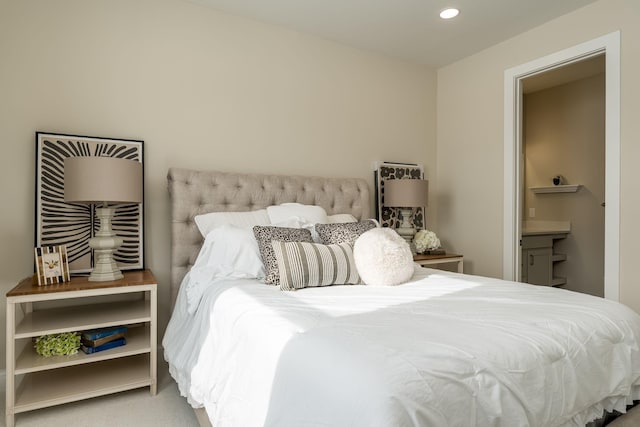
[34,332,81,357]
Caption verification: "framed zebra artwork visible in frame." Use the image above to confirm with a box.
[35,132,144,275]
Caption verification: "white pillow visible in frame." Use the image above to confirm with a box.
[194,209,270,237]
[266,203,329,225]
[353,228,414,286]
[327,213,358,223]
[185,225,265,314]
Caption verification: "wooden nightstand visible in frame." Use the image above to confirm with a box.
[5,270,157,427]
[414,253,464,273]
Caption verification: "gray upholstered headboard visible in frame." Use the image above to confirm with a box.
[167,168,371,307]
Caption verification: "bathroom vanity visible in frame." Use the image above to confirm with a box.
[521,221,570,287]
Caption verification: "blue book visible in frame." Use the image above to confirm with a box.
[81,337,126,354]
[82,326,127,341]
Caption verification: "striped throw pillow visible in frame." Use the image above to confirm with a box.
[253,226,313,285]
[271,241,361,291]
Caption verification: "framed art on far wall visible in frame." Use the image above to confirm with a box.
[35,132,144,275]
[374,161,425,230]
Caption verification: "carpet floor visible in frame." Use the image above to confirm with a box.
[4,358,640,427]
[1,358,199,427]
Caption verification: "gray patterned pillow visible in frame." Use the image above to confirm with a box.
[316,220,377,245]
[272,241,361,291]
[253,226,313,285]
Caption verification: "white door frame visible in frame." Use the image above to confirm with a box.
[503,31,620,301]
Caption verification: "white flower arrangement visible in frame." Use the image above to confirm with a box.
[413,229,441,254]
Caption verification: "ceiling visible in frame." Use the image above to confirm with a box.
[190,0,599,67]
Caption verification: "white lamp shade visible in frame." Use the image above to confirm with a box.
[64,156,142,204]
[384,179,429,208]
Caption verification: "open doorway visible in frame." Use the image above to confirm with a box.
[503,31,620,301]
[520,55,605,296]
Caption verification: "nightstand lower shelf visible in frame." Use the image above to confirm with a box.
[14,354,151,413]
[15,325,150,374]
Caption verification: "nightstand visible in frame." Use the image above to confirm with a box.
[5,270,157,427]
[414,253,464,273]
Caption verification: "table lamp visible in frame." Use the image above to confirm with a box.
[64,156,142,281]
[384,178,429,243]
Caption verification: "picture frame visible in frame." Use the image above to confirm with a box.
[34,245,71,286]
[35,132,145,275]
[373,161,425,229]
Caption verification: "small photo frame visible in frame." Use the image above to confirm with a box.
[35,246,71,286]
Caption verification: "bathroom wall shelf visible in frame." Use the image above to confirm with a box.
[530,184,581,194]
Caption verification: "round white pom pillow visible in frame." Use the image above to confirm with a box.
[354,227,415,286]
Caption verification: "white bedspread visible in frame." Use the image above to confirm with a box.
[163,266,640,427]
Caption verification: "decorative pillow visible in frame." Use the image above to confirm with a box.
[272,241,361,291]
[271,216,322,243]
[327,213,358,223]
[253,226,313,285]
[194,209,270,237]
[353,228,414,286]
[316,220,378,245]
[186,225,265,314]
[266,203,329,225]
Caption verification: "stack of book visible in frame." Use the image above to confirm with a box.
[80,326,127,354]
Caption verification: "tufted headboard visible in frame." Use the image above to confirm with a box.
[167,168,371,307]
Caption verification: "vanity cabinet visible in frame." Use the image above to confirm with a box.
[521,233,567,287]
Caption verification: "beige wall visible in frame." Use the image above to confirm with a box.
[523,74,605,296]
[437,0,640,311]
[0,0,437,368]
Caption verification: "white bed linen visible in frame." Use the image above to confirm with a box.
[163,266,640,427]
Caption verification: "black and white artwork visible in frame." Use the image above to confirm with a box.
[35,132,144,274]
[374,162,425,229]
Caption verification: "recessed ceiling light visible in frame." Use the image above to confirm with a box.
[440,8,460,19]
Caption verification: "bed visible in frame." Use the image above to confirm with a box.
[163,168,640,427]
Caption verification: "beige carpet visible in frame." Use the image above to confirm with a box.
[1,358,199,427]
[4,358,640,427]
[608,404,640,426]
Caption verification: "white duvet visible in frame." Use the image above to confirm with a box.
[163,266,640,427]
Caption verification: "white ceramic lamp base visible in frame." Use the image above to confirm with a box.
[88,207,124,282]
[395,208,416,244]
